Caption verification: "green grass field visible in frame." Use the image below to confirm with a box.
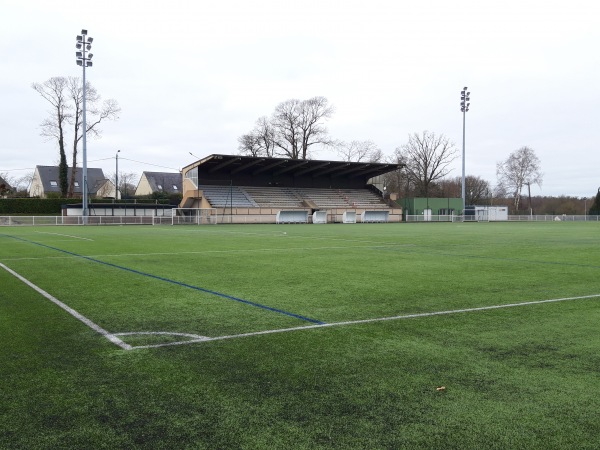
[1,222,600,449]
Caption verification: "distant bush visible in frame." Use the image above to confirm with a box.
[0,198,68,214]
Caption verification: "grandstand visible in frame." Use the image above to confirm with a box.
[179,154,403,223]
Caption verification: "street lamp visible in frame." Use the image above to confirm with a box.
[460,87,470,215]
[76,29,93,219]
[115,150,120,200]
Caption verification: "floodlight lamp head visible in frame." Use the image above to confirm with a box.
[77,60,83,66]
[86,44,92,50]
[86,61,93,67]
[88,53,93,59]
[76,51,82,58]
[76,43,82,49]
[87,37,93,43]
[77,35,83,42]
[81,29,88,35]
[463,86,468,90]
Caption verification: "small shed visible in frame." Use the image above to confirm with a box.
[464,206,508,221]
[398,198,464,220]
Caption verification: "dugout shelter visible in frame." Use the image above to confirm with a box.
[179,154,403,224]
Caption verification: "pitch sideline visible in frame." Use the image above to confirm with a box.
[128,293,600,350]
[1,262,131,350]
[3,261,599,351]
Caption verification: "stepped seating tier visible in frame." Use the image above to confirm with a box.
[197,185,388,209]
[198,185,258,208]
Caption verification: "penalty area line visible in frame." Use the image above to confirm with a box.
[0,262,131,350]
[129,293,600,350]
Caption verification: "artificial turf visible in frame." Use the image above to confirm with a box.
[1,222,599,448]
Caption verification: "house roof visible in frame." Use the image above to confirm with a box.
[0,175,12,190]
[34,165,109,194]
[140,171,182,192]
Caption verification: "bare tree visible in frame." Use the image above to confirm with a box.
[33,76,120,198]
[297,96,334,159]
[271,99,303,159]
[336,140,382,162]
[242,96,334,160]
[238,133,261,157]
[238,116,276,157]
[66,77,120,197]
[496,146,543,211]
[0,171,34,196]
[382,153,412,198]
[438,175,491,204]
[395,131,458,197]
[32,77,70,196]
[116,172,138,198]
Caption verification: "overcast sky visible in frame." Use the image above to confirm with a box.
[1,0,598,197]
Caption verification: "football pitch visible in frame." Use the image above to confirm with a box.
[1,222,600,448]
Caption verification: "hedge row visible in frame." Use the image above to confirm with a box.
[0,198,175,215]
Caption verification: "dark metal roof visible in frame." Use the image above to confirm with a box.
[34,165,108,194]
[0,176,12,190]
[182,154,400,182]
[139,171,182,192]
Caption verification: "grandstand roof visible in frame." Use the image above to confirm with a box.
[183,154,400,185]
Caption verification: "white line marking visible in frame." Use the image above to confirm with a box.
[128,293,600,350]
[111,331,211,348]
[5,254,597,351]
[34,231,93,241]
[113,331,210,339]
[114,331,211,340]
[0,244,415,261]
[0,262,131,350]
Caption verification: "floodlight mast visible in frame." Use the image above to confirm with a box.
[76,29,93,221]
[460,87,471,216]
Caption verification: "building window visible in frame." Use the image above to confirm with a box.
[157,184,163,190]
[74,181,80,187]
[50,181,58,187]
[173,185,178,190]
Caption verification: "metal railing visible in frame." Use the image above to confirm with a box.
[508,214,600,221]
[0,216,165,226]
[3,214,599,226]
[404,214,600,223]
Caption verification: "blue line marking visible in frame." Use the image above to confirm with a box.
[3,234,325,325]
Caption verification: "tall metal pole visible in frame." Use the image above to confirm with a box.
[461,107,466,211]
[460,87,470,215]
[82,55,88,218]
[76,30,93,221]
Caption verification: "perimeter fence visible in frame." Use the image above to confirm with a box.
[2,214,600,226]
[402,214,600,223]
